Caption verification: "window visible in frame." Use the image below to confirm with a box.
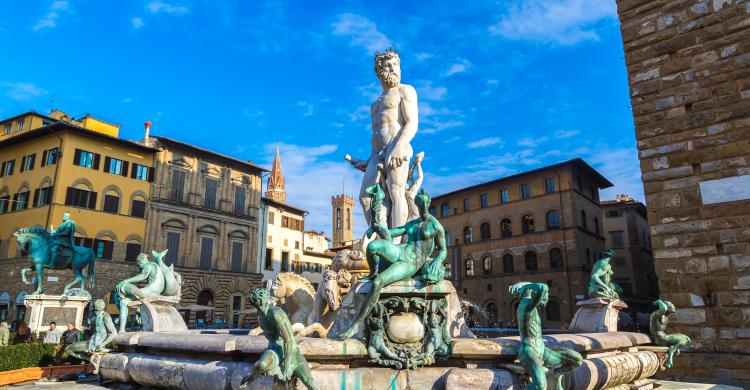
[234,186,246,215]
[165,232,180,266]
[503,254,514,273]
[545,178,555,193]
[546,210,560,229]
[549,248,563,269]
[125,243,141,262]
[615,278,632,296]
[41,148,59,167]
[1,159,15,177]
[482,256,492,274]
[204,178,219,209]
[73,149,99,169]
[480,222,491,240]
[74,237,94,248]
[13,191,30,211]
[463,226,473,244]
[170,170,186,201]
[33,186,53,207]
[346,209,351,229]
[522,214,535,234]
[103,194,120,213]
[521,183,531,199]
[295,241,300,250]
[610,231,624,248]
[131,199,146,218]
[268,212,275,225]
[281,251,289,272]
[336,207,341,229]
[0,196,9,214]
[104,157,128,176]
[231,242,244,272]
[231,295,242,328]
[17,119,25,131]
[20,154,35,172]
[94,239,114,260]
[282,216,304,231]
[440,203,449,217]
[500,189,509,204]
[486,284,492,291]
[480,193,488,208]
[594,217,600,235]
[264,248,273,270]
[64,187,97,209]
[613,257,626,266]
[501,219,512,238]
[3,124,10,134]
[581,210,587,229]
[429,206,437,217]
[132,164,152,181]
[199,237,214,269]
[463,199,470,212]
[546,300,561,321]
[525,251,538,271]
[465,259,474,276]
[606,210,621,218]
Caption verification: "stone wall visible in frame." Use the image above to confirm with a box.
[616,0,750,386]
[0,257,262,328]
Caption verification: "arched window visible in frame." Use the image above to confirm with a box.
[486,302,499,327]
[503,254,514,273]
[522,214,535,234]
[465,259,474,276]
[482,256,492,274]
[336,207,341,229]
[195,289,214,326]
[549,248,563,269]
[501,218,512,238]
[524,251,538,271]
[546,210,560,230]
[346,209,351,230]
[581,210,587,229]
[480,222,491,240]
[546,299,561,321]
[463,226,473,244]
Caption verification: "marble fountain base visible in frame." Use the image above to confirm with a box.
[100,331,664,390]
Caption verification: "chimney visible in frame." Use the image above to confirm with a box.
[144,121,152,143]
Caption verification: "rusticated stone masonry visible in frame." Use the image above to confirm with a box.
[616,0,750,387]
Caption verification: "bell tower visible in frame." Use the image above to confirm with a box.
[265,144,286,203]
[331,194,354,247]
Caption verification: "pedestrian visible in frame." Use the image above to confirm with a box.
[13,321,32,344]
[0,321,9,346]
[43,321,63,344]
[62,322,80,346]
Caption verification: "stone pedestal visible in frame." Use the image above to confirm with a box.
[24,294,90,334]
[128,295,187,332]
[569,297,628,333]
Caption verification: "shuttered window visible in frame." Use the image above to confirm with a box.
[32,186,53,207]
[233,186,246,215]
[103,194,120,213]
[165,232,180,266]
[0,196,9,213]
[131,163,153,181]
[41,148,59,167]
[231,242,243,272]
[199,237,213,269]
[73,149,100,170]
[125,243,141,262]
[64,187,97,209]
[0,159,15,177]
[170,170,186,202]
[12,192,29,211]
[94,239,114,260]
[20,154,35,172]
[104,157,125,175]
[131,199,146,218]
[204,178,219,209]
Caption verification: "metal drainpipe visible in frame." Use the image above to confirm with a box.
[45,124,65,231]
[555,169,575,323]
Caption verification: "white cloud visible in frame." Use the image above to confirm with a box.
[131,17,144,28]
[32,0,70,31]
[349,105,371,122]
[443,59,471,77]
[585,145,644,201]
[331,13,392,53]
[554,129,581,138]
[146,1,189,15]
[416,81,448,101]
[261,143,367,237]
[467,137,503,149]
[517,136,549,147]
[123,97,133,103]
[243,107,264,118]
[415,52,434,62]
[297,101,314,117]
[489,0,617,45]
[418,102,464,134]
[1,82,48,101]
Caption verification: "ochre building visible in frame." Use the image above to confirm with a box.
[432,158,612,328]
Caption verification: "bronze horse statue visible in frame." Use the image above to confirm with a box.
[13,226,96,295]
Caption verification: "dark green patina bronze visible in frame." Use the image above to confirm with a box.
[66,298,117,361]
[650,299,691,369]
[587,249,623,300]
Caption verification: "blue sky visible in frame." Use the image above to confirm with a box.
[0,0,640,238]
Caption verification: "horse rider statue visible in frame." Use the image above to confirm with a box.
[49,212,76,267]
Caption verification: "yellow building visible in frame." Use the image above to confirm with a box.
[0,110,156,261]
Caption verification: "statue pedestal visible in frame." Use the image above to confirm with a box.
[24,294,90,334]
[128,295,187,332]
[569,297,628,333]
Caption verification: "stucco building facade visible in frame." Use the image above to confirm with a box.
[432,158,612,328]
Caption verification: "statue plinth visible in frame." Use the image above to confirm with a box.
[127,295,187,332]
[24,294,90,335]
[569,297,628,333]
